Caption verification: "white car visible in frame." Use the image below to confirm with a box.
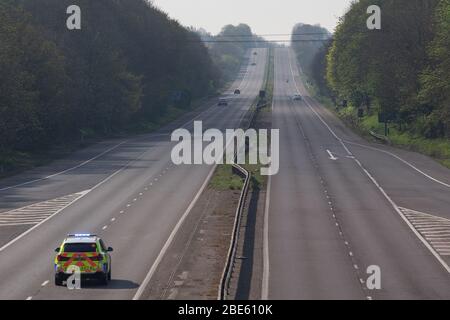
[292,94,303,101]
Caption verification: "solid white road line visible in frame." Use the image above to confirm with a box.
[0,216,51,220]
[292,53,450,190]
[176,50,254,131]
[134,48,267,300]
[357,148,450,271]
[0,190,85,252]
[262,97,275,300]
[262,175,272,300]
[0,222,42,227]
[287,48,450,274]
[0,135,158,253]
[0,50,260,253]
[0,192,88,228]
[0,141,128,192]
[344,140,450,189]
[133,163,217,300]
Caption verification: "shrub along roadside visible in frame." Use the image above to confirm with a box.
[344,109,450,169]
[305,80,450,170]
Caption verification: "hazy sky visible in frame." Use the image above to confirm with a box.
[152,0,354,37]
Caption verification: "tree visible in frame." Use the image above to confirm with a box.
[291,23,331,79]
[324,0,443,136]
[1,0,222,170]
[420,0,450,137]
[0,1,67,151]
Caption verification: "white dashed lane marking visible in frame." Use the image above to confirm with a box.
[0,191,89,227]
[400,207,450,256]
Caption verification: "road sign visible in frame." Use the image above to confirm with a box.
[358,108,364,118]
[378,111,395,124]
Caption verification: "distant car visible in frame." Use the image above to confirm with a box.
[251,62,257,66]
[293,94,303,101]
[54,234,113,286]
[234,89,241,95]
[253,52,258,55]
[218,98,229,106]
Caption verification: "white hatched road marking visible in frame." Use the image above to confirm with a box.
[400,207,450,257]
[0,191,89,227]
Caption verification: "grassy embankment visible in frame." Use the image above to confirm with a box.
[300,71,450,169]
[0,95,216,179]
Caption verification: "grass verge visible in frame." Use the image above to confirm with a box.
[358,112,450,168]
[242,47,274,190]
[0,78,235,179]
[209,165,245,191]
[210,47,275,191]
[298,69,450,169]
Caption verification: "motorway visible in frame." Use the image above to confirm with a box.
[0,49,267,300]
[3,45,450,300]
[263,47,450,300]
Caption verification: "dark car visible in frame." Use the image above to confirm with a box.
[293,94,303,101]
[234,89,241,95]
[218,98,229,106]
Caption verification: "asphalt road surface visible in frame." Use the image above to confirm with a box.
[0,49,267,300]
[3,46,450,300]
[263,47,450,300]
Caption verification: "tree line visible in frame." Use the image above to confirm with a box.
[291,23,331,82]
[198,23,270,82]
[0,0,221,169]
[294,0,450,139]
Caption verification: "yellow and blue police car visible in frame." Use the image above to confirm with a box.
[54,234,113,286]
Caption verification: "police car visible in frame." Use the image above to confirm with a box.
[54,234,113,286]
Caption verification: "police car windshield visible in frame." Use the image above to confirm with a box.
[63,243,97,252]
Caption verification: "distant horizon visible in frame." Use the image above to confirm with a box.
[152,0,353,38]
